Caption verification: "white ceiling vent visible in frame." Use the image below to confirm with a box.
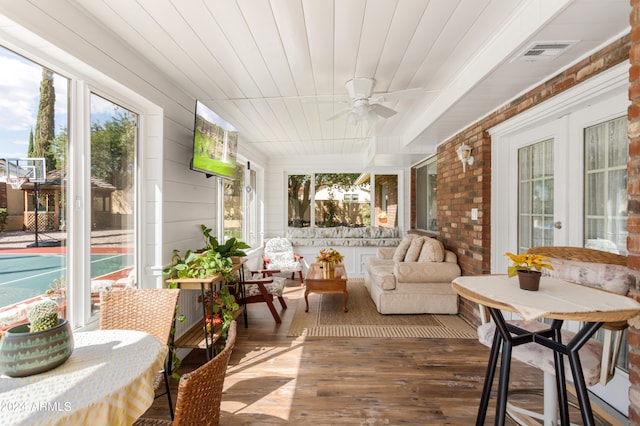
[511,41,578,63]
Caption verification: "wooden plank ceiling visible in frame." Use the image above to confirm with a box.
[72,0,630,166]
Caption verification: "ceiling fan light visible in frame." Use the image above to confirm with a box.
[366,110,377,124]
[354,102,369,117]
[347,111,359,126]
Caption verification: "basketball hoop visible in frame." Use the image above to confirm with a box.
[6,177,28,190]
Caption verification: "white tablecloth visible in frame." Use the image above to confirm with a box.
[0,329,167,426]
[453,275,640,321]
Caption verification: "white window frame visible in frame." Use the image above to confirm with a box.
[0,42,161,330]
[415,156,438,233]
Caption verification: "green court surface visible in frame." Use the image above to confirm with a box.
[0,253,133,308]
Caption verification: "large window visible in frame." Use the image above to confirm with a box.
[584,116,628,254]
[246,167,258,247]
[223,162,245,240]
[314,173,367,228]
[222,158,259,247]
[288,172,398,229]
[416,157,437,232]
[0,47,69,328]
[0,46,142,329]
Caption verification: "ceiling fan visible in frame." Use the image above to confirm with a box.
[328,78,415,125]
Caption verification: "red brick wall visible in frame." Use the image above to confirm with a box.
[628,0,640,422]
[411,35,630,325]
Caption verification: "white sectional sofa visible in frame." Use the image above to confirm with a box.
[364,235,461,314]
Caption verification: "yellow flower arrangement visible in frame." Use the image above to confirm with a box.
[505,252,553,277]
[316,248,344,264]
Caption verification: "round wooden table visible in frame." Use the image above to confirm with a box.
[452,275,640,426]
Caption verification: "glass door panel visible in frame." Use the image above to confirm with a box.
[584,116,628,254]
[89,94,137,315]
[518,139,554,252]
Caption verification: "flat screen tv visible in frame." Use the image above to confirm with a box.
[190,100,238,179]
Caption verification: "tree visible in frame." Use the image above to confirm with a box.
[288,173,362,227]
[27,129,34,157]
[288,174,312,227]
[90,110,136,189]
[34,69,56,172]
[50,127,67,171]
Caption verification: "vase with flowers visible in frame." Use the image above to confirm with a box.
[316,248,344,279]
[506,251,554,291]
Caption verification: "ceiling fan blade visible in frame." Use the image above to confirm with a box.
[327,108,351,121]
[372,88,438,101]
[371,104,397,119]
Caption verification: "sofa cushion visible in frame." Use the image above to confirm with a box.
[418,238,445,262]
[394,261,461,283]
[392,235,416,262]
[369,263,396,290]
[404,237,425,262]
[244,276,286,298]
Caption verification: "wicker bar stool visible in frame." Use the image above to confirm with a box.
[99,288,181,420]
[134,320,237,426]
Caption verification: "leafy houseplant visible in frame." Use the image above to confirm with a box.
[164,227,245,362]
[164,248,239,336]
[200,224,250,259]
[505,252,553,291]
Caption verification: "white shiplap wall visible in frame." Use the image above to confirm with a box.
[0,1,259,333]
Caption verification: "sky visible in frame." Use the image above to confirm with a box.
[0,47,68,160]
[0,46,123,162]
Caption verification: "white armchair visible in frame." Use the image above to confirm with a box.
[262,237,304,284]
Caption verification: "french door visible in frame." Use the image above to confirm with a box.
[491,65,630,415]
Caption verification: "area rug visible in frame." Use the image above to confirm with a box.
[287,279,477,339]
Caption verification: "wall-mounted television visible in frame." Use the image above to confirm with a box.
[190,100,238,179]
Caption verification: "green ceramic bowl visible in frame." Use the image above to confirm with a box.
[0,319,74,377]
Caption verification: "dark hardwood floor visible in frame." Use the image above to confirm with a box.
[141,280,611,425]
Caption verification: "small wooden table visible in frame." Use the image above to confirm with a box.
[305,263,348,313]
[167,261,245,360]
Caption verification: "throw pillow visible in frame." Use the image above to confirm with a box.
[392,235,416,262]
[404,237,425,262]
[542,257,629,295]
[418,237,445,262]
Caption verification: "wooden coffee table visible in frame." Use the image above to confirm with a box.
[305,262,348,313]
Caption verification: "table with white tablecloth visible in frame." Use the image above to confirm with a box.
[452,275,640,426]
[0,329,167,426]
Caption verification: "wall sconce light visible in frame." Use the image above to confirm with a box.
[456,143,474,173]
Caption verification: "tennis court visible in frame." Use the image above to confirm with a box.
[0,252,133,307]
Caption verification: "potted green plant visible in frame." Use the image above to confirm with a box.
[164,235,241,350]
[200,224,250,262]
[505,251,554,291]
